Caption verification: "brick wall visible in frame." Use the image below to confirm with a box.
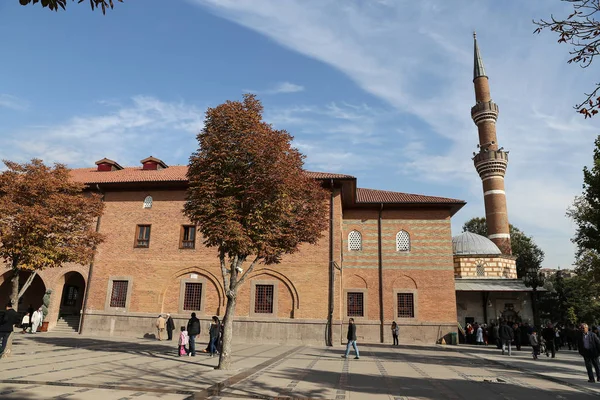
[454,255,517,279]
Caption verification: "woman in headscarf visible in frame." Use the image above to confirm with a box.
[30,307,43,334]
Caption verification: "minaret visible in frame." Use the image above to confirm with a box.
[471,32,512,255]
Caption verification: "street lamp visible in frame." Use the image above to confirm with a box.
[523,266,544,327]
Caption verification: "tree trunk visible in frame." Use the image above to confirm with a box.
[18,271,37,300]
[11,269,19,308]
[217,295,237,370]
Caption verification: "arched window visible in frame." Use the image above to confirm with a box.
[396,230,410,252]
[348,230,362,251]
[476,263,486,277]
[143,196,153,209]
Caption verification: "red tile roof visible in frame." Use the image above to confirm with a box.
[70,166,355,184]
[356,188,464,204]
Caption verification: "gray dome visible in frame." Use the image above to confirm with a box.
[452,231,501,255]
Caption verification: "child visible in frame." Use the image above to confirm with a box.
[529,330,540,360]
[21,313,30,334]
[178,326,189,357]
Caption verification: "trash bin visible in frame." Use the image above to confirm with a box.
[450,332,458,345]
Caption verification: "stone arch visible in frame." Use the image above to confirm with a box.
[391,274,418,289]
[161,267,225,315]
[345,274,368,289]
[0,270,47,313]
[243,269,297,318]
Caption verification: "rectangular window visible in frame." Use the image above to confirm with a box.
[135,225,151,248]
[254,284,274,314]
[347,292,364,317]
[63,285,79,307]
[183,282,202,311]
[110,280,128,308]
[180,225,196,249]
[397,293,415,318]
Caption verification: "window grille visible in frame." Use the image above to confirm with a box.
[110,280,128,308]
[476,263,486,277]
[136,225,151,248]
[181,225,196,249]
[254,284,274,314]
[348,230,362,251]
[396,230,410,252]
[143,196,153,209]
[63,285,79,307]
[347,292,364,317]
[397,293,415,318]
[183,282,202,311]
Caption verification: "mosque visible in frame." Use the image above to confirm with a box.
[0,34,534,343]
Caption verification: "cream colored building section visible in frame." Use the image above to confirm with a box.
[454,255,516,279]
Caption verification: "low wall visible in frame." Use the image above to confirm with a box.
[79,311,456,345]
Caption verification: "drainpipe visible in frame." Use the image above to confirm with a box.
[79,184,104,334]
[326,179,335,346]
[378,203,384,343]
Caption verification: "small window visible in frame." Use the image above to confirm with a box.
[180,225,196,249]
[110,280,128,308]
[397,293,415,318]
[143,196,153,209]
[135,225,151,248]
[347,292,364,317]
[396,230,410,252]
[476,263,486,277]
[183,282,202,311]
[63,285,79,307]
[254,284,274,314]
[348,230,362,251]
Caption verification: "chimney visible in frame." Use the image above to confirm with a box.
[140,156,168,170]
[95,158,123,172]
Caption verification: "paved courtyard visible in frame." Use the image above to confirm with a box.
[1,333,599,399]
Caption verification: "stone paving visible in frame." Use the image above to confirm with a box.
[0,332,599,399]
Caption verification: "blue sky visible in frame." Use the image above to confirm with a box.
[0,0,594,269]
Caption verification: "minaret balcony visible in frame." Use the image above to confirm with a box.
[471,101,499,125]
[474,150,508,178]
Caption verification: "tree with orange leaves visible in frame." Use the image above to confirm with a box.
[0,159,104,307]
[18,0,122,14]
[184,94,328,370]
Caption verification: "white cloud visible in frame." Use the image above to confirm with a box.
[248,81,305,95]
[0,96,204,167]
[188,0,594,268]
[0,94,28,111]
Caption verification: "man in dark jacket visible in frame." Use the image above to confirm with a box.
[499,319,514,356]
[513,323,522,351]
[542,323,556,358]
[0,302,20,356]
[577,323,600,383]
[186,312,201,356]
[342,318,360,359]
[166,314,175,341]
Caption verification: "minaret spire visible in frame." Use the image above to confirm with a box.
[470,33,512,255]
[473,31,487,80]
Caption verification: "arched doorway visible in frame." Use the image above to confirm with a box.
[55,272,86,333]
[0,270,46,313]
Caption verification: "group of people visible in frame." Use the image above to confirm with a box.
[156,312,223,358]
[20,304,43,334]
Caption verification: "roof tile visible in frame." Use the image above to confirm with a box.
[356,188,464,204]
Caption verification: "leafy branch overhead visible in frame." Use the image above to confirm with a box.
[18,0,122,14]
[534,0,600,118]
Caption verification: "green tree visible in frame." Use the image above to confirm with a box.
[462,217,545,278]
[184,94,329,370]
[0,159,104,306]
[534,0,600,118]
[19,0,122,13]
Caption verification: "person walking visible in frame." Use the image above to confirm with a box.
[178,326,189,356]
[513,323,522,351]
[530,329,540,360]
[0,302,19,357]
[187,312,201,357]
[166,314,175,341]
[577,323,600,383]
[391,321,399,346]
[208,316,220,357]
[476,324,484,345]
[499,319,514,356]
[21,313,30,334]
[342,318,360,359]
[30,307,43,334]
[542,322,556,358]
[156,314,166,341]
